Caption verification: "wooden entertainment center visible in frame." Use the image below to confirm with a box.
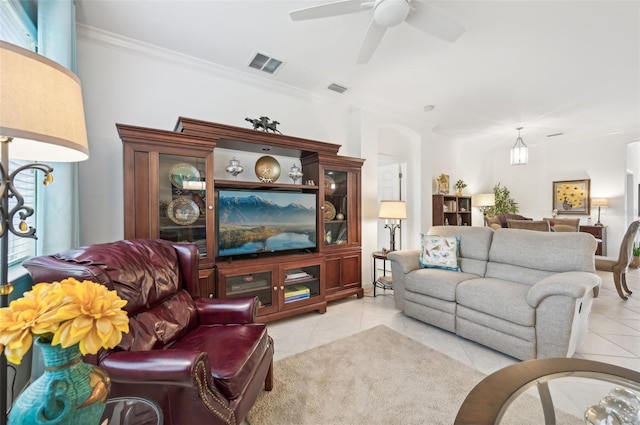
[117,117,364,322]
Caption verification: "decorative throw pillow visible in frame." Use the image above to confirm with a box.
[419,234,460,271]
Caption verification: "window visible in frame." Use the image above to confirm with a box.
[1,0,38,265]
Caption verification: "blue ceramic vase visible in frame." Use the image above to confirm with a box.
[9,338,110,425]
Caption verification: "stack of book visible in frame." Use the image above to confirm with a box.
[284,270,312,282]
[284,284,310,303]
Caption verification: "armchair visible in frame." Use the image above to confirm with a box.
[23,239,274,425]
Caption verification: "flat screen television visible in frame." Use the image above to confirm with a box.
[216,189,317,258]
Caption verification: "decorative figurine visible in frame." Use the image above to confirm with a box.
[245,116,282,134]
[225,157,244,179]
[287,163,303,184]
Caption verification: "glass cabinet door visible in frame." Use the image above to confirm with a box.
[158,153,209,258]
[322,170,348,247]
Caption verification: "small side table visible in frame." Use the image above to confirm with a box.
[372,251,393,297]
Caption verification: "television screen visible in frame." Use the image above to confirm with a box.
[217,189,317,257]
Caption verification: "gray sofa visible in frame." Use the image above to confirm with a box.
[388,226,601,360]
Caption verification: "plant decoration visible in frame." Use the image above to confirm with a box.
[455,180,467,190]
[486,183,519,216]
[634,242,640,257]
[0,278,129,365]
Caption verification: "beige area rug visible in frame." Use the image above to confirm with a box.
[246,325,582,425]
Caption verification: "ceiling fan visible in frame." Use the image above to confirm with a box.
[289,0,465,64]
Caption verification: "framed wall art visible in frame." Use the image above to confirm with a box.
[553,179,590,215]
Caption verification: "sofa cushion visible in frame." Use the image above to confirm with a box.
[419,234,460,271]
[456,278,535,326]
[172,323,270,400]
[405,268,479,301]
[427,226,493,276]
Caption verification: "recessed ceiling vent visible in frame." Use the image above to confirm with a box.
[546,132,564,138]
[248,52,283,74]
[327,83,348,94]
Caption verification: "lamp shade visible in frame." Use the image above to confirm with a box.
[591,198,610,208]
[0,41,89,162]
[472,193,495,208]
[379,200,407,219]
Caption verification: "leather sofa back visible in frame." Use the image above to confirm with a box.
[23,239,201,352]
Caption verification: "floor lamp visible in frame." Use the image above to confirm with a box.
[379,200,407,252]
[472,193,495,226]
[0,41,89,425]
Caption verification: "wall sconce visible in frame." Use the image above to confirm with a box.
[379,200,407,251]
[510,127,528,165]
[472,193,495,226]
[591,198,610,227]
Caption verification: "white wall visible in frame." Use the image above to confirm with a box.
[76,28,432,284]
[77,28,354,244]
[77,26,635,275]
[449,133,636,257]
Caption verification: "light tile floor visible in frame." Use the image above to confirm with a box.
[264,267,640,418]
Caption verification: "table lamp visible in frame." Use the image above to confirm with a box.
[591,198,609,227]
[0,41,89,425]
[379,200,407,251]
[472,193,495,226]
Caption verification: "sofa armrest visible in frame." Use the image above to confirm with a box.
[194,296,258,325]
[387,250,421,274]
[101,350,208,387]
[526,272,602,307]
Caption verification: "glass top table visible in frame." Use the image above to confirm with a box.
[100,396,163,425]
[454,358,640,424]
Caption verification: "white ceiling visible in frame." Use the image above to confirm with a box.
[75,0,640,147]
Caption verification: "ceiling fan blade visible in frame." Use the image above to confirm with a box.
[289,0,371,21]
[356,20,387,64]
[405,1,465,42]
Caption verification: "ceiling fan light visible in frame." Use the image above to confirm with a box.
[374,0,410,28]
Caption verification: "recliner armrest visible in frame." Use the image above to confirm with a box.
[387,250,421,274]
[526,272,601,307]
[195,296,258,325]
[101,349,208,387]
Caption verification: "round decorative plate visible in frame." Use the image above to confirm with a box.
[167,198,200,225]
[323,201,336,220]
[324,175,336,195]
[169,163,201,189]
[254,155,281,183]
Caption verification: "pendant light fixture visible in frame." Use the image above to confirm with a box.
[510,127,528,165]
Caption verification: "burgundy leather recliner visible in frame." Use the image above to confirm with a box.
[23,239,274,425]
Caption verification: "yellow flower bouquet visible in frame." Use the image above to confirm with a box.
[0,278,129,364]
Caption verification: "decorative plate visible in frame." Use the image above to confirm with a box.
[324,175,336,195]
[167,198,200,225]
[324,201,336,220]
[254,155,281,183]
[169,163,201,189]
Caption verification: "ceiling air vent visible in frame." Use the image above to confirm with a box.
[327,83,348,94]
[248,52,283,74]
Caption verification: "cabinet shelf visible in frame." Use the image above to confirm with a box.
[284,277,318,285]
[119,118,364,322]
[215,179,318,191]
[433,194,473,226]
